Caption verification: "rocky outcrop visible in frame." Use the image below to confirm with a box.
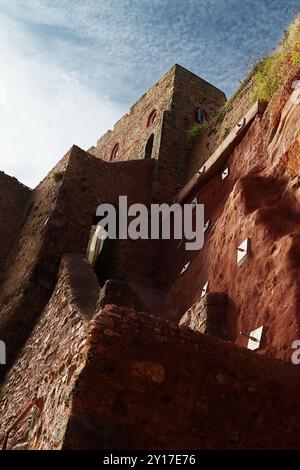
[161,73,300,360]
[98,279,150,313]
[179,291,227,339]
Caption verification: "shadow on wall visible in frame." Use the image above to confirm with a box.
[145,134,154,159]
[94,238,117,287]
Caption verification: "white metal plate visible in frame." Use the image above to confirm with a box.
[247,326,263,351]
[237,238,248,266]
[197,166,206,177]
[236,117,246,134]
[201,281,209,298]
[221,168,229,180]
[87,225,107,265]
[204,220,210,233]
[191,197,197,209]
[180,261,190,275]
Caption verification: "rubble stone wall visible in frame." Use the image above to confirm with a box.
[0,172,31,283]
[0,254,97,450]
[62,305,300,450]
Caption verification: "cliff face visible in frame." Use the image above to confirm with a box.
[161,86,300,360]
[1,19,300,450]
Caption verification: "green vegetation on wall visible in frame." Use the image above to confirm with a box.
[187,122,208,143]
[51,171,64,183]
[252,15,300,101]
[188,14,300,147]
[220,128,230,141]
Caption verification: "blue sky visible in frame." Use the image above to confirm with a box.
[0,0,299,187]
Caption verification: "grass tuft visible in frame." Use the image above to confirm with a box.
[51,171,64,183]
[187,122,208,143]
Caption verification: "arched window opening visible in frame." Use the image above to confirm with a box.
[93,205,120,286]
[110,143,119,161]
[147,109,157,127]
[87,225,107,266]
[195,108,207,124]
[145,134,154,159]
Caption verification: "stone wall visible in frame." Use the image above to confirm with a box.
[0,254,97,450]
[0,172,31,283]
[2,59,300,451]
[152,66,226,201]
[3,299,300,450]
[90,64,226,202]
[62,305,300,450]
[89,66,176,163]
[0,149,73,378]
[0,146,156,378]
[186,79,254,180]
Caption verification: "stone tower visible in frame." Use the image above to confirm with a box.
[89,64,226,202]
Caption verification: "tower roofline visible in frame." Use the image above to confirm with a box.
[172,63,227,100]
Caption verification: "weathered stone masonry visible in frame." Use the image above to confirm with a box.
[90,64,226,202]
[0,64,226,380]
[0,147,155,377]
[0,255,96,450]
[0,172,31,284]
[2,276,300,449]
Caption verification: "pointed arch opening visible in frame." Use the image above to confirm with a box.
[110,143,119,161]
[147,109,157,127]
[195,108,208,123]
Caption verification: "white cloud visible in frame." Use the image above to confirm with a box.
[0,13,123,188]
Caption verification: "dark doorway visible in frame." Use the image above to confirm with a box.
[145,134,154,159]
